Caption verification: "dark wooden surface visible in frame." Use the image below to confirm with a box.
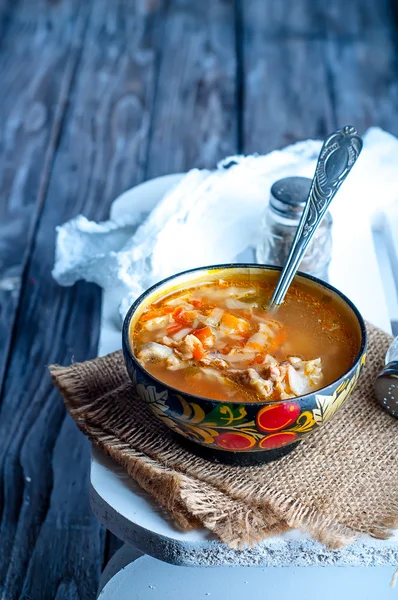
[0,0,397,598]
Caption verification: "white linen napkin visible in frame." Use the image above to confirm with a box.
[52,127,398,319]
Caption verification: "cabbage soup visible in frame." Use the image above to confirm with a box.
[131,272,359,403]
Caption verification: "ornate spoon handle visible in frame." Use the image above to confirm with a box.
[269,126,363,308]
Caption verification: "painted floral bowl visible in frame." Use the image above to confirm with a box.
[122,265,367,466]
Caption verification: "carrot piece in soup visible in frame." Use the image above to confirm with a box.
[267,331,287,354]
[172,307,197,326]
[141,309,161,322]
[166,323,184,335]
[193,344,205,361]
[253,353,266,364]
[191,299,203,308]
[221,313,250,333]
[192,326,215,347]
[141,306,174,321]
[245,340,263,351]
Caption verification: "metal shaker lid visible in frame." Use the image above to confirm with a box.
[270,177,312,218]
[374,361,398,418]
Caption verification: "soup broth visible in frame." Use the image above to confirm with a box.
[131,273,359,403]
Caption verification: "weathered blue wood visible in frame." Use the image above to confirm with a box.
[0,0,166,597]
[145,0,238,177]
[241,0,398,154]
[0,0,90,396]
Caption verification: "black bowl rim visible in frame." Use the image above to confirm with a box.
[122,264,368,407]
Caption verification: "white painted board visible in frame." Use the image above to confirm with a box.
[98,555,398,600]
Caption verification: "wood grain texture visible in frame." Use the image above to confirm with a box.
[240,0,394,37]
[146,0,237,177]
[241,0,335,153]
[0,0,89,391]
[0,0,165,598]
[325,36,398,135]
[324,0,398,135]
[242,0,398,154]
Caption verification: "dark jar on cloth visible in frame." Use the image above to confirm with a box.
[256,176,333,281]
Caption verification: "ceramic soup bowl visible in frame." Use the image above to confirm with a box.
[122,265,367,466]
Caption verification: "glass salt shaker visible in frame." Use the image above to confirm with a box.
[256,176,333,281]
[374,337,398,418]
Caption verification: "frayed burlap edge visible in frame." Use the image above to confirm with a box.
[50,364,290,548]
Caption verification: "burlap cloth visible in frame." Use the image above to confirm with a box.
[50,323,398,550]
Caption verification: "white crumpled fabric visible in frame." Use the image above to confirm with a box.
[52,127,398,319]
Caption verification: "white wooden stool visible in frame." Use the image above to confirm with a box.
[93,176,398,599]
[91,448,398,598]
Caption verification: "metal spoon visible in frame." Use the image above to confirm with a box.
[268,126,363,309]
